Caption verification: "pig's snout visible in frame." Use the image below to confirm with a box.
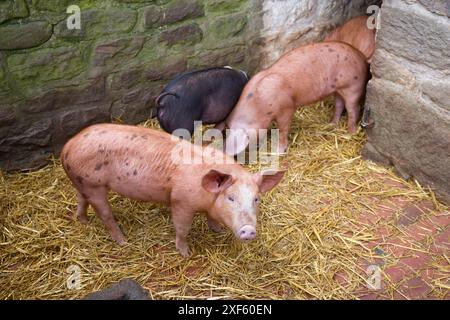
[238,225,257,241]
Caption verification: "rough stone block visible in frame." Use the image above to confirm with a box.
[91,36,146,70]
[111,82,163,123]
[418,0,449,17]
[364,0,450,204]
[7,47,85,87]
[365,78,450,202]
[190,45,246,69]
[0,117,53,171]
[0,0,29,24]
[210,12,247,39]
[145,58,187,81]
[53,103,111,145]
[159,24,203,47]
[206,0,245,12]
[0,21,52,50]
[376,0,450,71]
[54,9,137,40]
[0,107,16,127]
[19,77,106,114]
[32,0,70,12]
[142,0,204,29]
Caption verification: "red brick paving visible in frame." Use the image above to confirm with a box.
[344,186,449,299]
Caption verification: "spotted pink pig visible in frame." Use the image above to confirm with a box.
[223,41,369,155]
[61,124,285,257]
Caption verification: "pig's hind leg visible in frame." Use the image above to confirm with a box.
[339,89,363,134]
[85,186,127,245]
[330,94,345,125]
[76,191,89,224]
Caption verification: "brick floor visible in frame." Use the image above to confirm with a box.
[347,185,449,300]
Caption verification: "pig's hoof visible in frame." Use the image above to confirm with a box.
[177,244,192,258]
[113,235,127,246]
[328,121,339,127]
[78,215,89,225]
[347,126,359,135]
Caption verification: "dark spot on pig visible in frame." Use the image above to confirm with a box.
[320,49,323,52]
[85,174,90,178]
[76,176,83,185]
[83,133,89,138]
[167,177,171,181]
[117,176,121,181]
[345,56,348,61]
[337,54,340,59]
[126,162,129,166]
[127,173,130,176]
[247,92,253,100]
[104,160,109,166]
[97,179,101,183]
[334,78,338,82]
[267,111,273,115]
[331,84,336,89]
[98,149,105,154]
[141,135,147,140]
[354,76,358,80]
[100,130,106,135]
[133,170,137,176]
[325,44,329,47]
[125,136,129,139]
[131,134,137,140]
[328,48,334,52]
[95,163,103,171]
[66,164,71,172]
[81,193,88,199]
[65,152,69,159]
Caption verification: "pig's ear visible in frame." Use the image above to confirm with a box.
[253,169,286,193]
[225,129,249,156]
[202,169,234,193]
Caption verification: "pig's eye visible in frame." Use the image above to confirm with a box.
[254,197,260,203]
[227,196,235,202]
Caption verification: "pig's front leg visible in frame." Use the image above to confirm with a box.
[275,108,296,154]
[171,205,195,257]
[207,216,225,233]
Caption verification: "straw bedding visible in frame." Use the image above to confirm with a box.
[0,101,447,299]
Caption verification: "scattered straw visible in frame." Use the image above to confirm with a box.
[0,101,448,299]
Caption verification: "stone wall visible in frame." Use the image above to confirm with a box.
[363,0,450,203]
[255,0,381,67]
[0,0,377,171]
